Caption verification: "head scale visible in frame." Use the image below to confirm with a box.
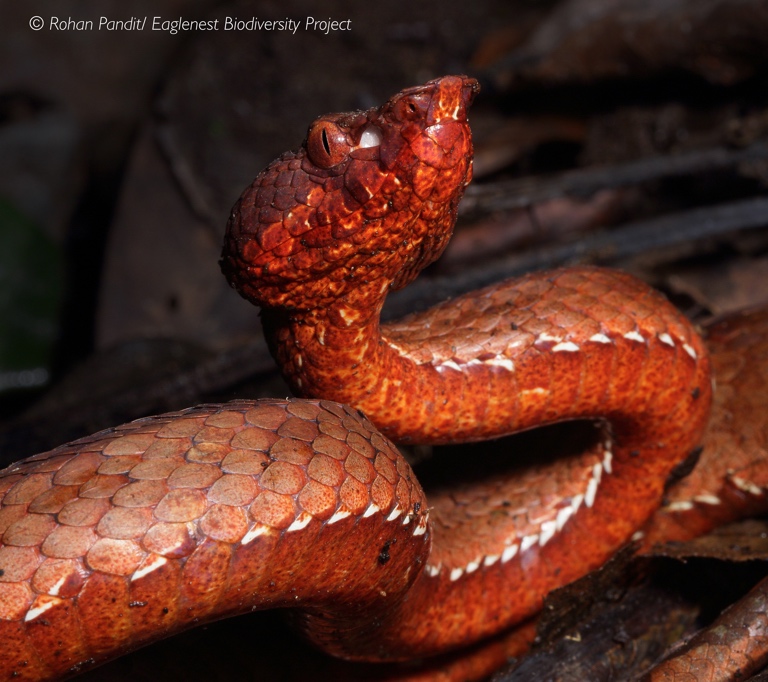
[221,75,480,312]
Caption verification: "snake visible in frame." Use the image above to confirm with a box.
[1,74,763,681]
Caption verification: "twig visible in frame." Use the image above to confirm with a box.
[461,141,768,213]
[385,196,768,318]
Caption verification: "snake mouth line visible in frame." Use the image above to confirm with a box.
[418,424,615,582]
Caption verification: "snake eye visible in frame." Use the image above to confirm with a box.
[306,120,349,169]
[393,93,429,122]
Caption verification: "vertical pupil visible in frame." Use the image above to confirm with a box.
[322,127,331,156]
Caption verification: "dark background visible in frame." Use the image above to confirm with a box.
[2,1,768,679]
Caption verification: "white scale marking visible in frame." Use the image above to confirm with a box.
[693,494,720,505]
[48,575,68,596]
[465,558,481,574]
[603,449,613,474]
[501,544,519,563]
[413,521,428,536]
[585,476,599,508]
[623,330,645,343]
[413,431,615,580]
[732,477,763,496]
[683,343,698,360]
[386,507,402,521]
[537,332,562,343]
[25,598,58,622]
[556,505,574,531]
[296,354,303,368]
[386,340,410,357]
[327,509,351,524]
[590,333,611,344]
[593,462,603,486]
[552,341,580,353]
[666,500,695,512]
[241,524,270,545]
[658,333,675,347]
[539,521,558,546]
[433,354,518,372]
[287,512,312,532]
[363,503,380,518]
[131,555,168,581]
[485,356,515,371]
[338,308,356,326]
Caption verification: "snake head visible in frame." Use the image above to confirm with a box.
[221,75,479,312]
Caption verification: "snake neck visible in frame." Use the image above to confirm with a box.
[262,267,713,450]
[261,286,412,427]
[262,278,503,446]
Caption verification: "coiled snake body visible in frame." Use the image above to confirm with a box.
[1,75,759,680]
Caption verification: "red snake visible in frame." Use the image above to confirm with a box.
[1,75,765,681]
